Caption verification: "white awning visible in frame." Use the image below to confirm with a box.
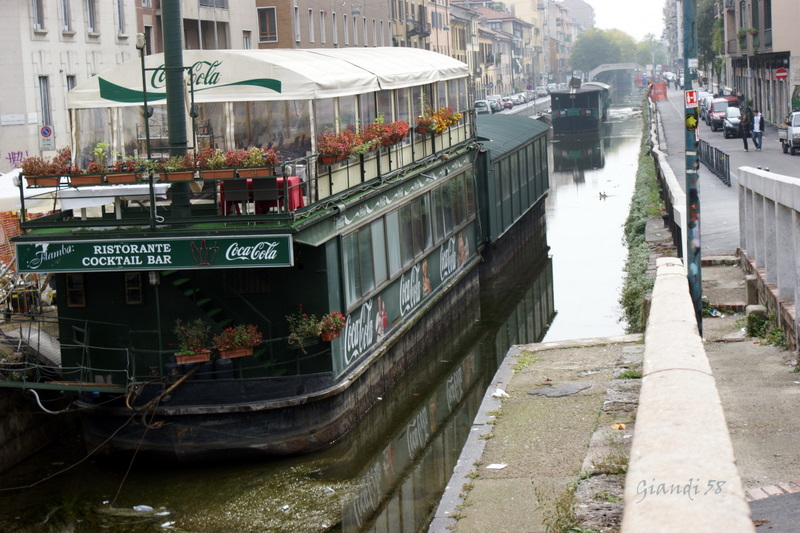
[67,48,469,110]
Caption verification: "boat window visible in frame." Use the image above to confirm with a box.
[359,93,376,129]
[124,273,143,305]
[343,233,361,305]
[371,218,388,285]
[66,274,86,308]
[358,226,375,294]
[376,90,392,122]
[399,203,416,266]
[437,81,447,109]
[338,96,357,130]
[432,187,445,243]
[386,211,401,276]
[395,88,411,130]
[411,85,423,118]
[315,98,336,134]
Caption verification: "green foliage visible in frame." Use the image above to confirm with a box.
[744,311,789,348]
[619,106,661,334]
[618,369,642,379]
[570,28,637,71]
[535,481,584,533]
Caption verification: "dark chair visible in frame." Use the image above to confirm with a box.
[251,177,280,213]
[223,179,251,215]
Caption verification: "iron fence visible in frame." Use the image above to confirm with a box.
[699,139,731,186]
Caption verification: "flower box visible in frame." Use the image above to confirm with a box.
[201,168,237,180]
[70,174,104,186]
[237,167,273,178]
[320,330,340,342]
[162,170,196,182]
[175,350,212,364]
[105,172,140,184]
[319,154,347,165]
[26,176,61,187]
[218,347,254,359]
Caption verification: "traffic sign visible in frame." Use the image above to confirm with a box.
[39,125,55,151]
[775,67,789,80]
[685,90,698,108]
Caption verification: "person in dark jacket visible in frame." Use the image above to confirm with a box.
[740,105,753,151]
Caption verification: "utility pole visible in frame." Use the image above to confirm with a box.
[683,0,702,334]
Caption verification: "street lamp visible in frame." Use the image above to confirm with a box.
[136,33,152,161]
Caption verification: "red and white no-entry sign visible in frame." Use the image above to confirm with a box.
[776,68,789,80]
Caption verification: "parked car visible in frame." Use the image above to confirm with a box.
[723,106,742,138]
[546,83,558,93]
[487,98,503,113]
[509,94,525,105]
[698,94,715,122]
[707,96,740,131]
[474,100,491,115]
[536,86,549,97]
[501,97,514,109]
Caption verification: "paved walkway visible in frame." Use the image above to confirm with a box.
[431,87,800,532]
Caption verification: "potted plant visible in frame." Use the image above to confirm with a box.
[238,147,281,178]
[286,305,321,351]
[415,112,437,134]
[212,324,263,358]
[20,155,59,186]
[319,311,346,341]
[384,120,410,146]
[316,128,360,164]
[71,142,109,186]
[156,152,195,181]
[196,147,234,180]
[172,318,212,363]
[107,154,144,184]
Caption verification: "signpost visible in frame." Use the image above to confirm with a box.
[39,125,55,151]
[684,0,702,335]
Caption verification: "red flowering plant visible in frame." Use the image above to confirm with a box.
[316,127,360,158]
[384,120,410,145]
[320,312,346,334]
[195,147,228,169]
[212,324,263,351]
[224,148,246,168]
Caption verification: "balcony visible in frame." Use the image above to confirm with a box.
[724,0,734,12]
[18,123,474,235]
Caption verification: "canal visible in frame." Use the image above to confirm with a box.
[0,108,642,533]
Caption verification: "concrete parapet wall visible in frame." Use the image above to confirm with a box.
[621,257,754,532]
[738,167,799,349]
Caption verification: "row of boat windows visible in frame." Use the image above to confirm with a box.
[342,172,475,309]
[72,79,470,166]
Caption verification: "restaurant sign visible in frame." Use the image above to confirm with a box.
[15,235,293,273]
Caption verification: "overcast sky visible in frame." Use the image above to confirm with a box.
[587,0,665,42]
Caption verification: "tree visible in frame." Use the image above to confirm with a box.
[570,28,638,72]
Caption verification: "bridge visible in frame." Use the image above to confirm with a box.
[588,62,645,81]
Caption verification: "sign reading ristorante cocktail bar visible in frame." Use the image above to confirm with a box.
[15,235,293,273]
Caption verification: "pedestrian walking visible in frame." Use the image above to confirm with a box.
[740,105,753,151]
[752,109,763,150]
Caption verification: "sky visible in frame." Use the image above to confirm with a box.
[588,0,665,42]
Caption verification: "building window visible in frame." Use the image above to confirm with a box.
[257,7,277,42]
[344,14,349,45]
[60,0,72,31]
[372,19,376,46]
[363,18,368,46]
[124,273,143,305]
[294,6,300,42]
[66,274,86,307]
[116,0,125,34]
[142,0,151,7]
[32,0,45,30]
[38,76,52,126]
[86,0,97,33]
[332,13,338,45]
[320,11,326,44]
[353,16,358,46]
[308,9,314,43]
[242,30,251,49]
[66,75,76,92]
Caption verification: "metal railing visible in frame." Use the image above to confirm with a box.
[699,139,731,186]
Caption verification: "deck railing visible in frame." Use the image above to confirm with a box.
[20,119,473,232]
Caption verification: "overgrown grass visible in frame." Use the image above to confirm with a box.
[619,104,663,333]
[738,310,789,348]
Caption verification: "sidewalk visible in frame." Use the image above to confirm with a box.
[430,89,800,532]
